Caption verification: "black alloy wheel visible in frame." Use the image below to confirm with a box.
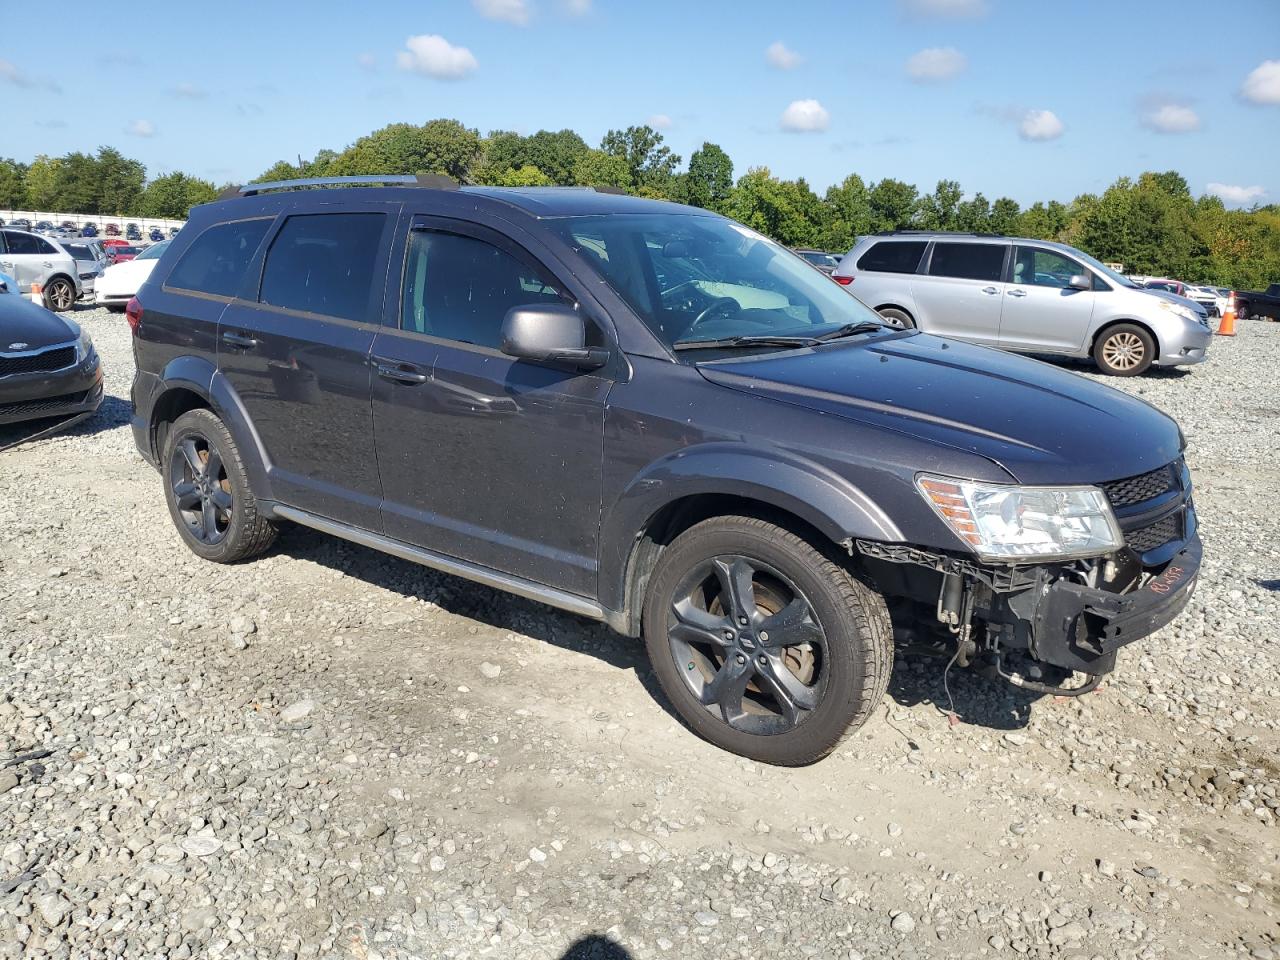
[168,433,233,545]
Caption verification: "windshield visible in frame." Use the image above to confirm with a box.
[136,240,171,260]
[550,214,883,354]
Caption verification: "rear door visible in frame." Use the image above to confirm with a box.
[999,245,1097,354]
[0,230,59,292]
[217,203,398,530]
[912,241,1008,345]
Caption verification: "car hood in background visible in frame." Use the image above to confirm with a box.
[97,257,159,294]
[0,295,77,350]
[697,331,1183,486]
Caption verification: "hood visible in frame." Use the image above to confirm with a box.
[1140,288,1207,317]
[0,295,78,350]
[98,257,158,293]
[698,332,1183,486]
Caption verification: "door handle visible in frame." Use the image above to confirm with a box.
[374,359,429,385]
[1008,289,1027,298]
[221,331,259,349]
[982,286,1000,295]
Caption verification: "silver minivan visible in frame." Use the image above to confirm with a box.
[0,228,83,311]
[834,232,1212,375]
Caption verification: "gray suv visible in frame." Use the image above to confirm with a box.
[129,179,1201,765]
[834,232,1212,376]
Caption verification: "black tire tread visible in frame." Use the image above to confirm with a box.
[644,515,893,766]
[165,408,276,563]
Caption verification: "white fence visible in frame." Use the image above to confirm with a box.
[1,210,186,233]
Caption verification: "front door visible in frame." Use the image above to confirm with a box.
[0,229,58,293]
[217,206,396,530]
[999,246,1097,354]
[370,215,611,597]
[912,241,1009,345]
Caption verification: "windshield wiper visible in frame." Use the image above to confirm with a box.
[813,321,886,341]
[673,335,821,351]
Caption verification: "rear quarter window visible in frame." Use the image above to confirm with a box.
[856,241,927,274]
[166,218,273,298]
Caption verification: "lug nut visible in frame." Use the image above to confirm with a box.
[757,655,767,665]
[738,616,748,626]
[736,654,746,665]
[759,631,769,643]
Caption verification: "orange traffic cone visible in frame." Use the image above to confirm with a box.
[28,282,43,307]
[1217,294,1237,337]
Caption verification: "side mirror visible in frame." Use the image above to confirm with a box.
[1068,274,1091,291]
[501,303,608,370]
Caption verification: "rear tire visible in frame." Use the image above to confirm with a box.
[162,408,276,563]
[876,307,915,329]
[1093,323,1155,376]
[642,516,892,766]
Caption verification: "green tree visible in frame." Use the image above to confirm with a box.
[0,159,25,208]
[818,174,872,251]
[327,119,482,180]
[1017,200,1068,240]
[95,147,146,215]
[601,125,680,191]
[54,152,101,212]
[140,172,219,218]
[989,197,1021,236]
[955,192,991,233]
[572,149,632,190]
[493,164,555,187]
[685,143,733,212]
[478,129,587,185]
[725,167,824,247]
[24,155,62,210]
[916,179,963,231]
[867,178,918,232]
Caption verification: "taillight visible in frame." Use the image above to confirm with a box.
[125,296,142,334]
[833,275,854,285]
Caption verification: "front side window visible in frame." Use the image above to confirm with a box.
[400,230,567,348]
[928,242,1005,282]
[259,213,385,322]
[1013,247,1083,288]
[167,220,270,297]
[856,240,927,274]
[550,214,885,355]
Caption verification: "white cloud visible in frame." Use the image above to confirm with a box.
[780,99,830,133]
[1141,101,1200,134]
[397,35,478,80]
[1206,182,1267,205]
[561,0,592,13]
[0,58,60,92]
[1018,109,1063,141]
[900,0,988,18]
[647,114,672,130]
[357,52,377,72]
[126,119,156,137]
[765,41,802,70]
[172,82,206,99]
[473,0,530,24]
[906,47,967,82]
[1240,60,1280,105]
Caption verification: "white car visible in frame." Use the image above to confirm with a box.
[95,239,170,310]
[1184,284,1228,318]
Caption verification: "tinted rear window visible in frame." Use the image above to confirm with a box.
[166,219,271,297]
[928,242,1005,282]
[259,213,385,322]
[856,241,926,274]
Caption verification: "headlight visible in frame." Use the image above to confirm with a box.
[1156,300,1196,323]
[76,327,94,361]
[917,475,1122,562]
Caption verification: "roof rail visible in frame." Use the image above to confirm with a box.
[223,174,459,200]
[875,230,1006,238]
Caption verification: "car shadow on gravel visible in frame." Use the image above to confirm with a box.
[559,935,633,959]
[1029,354,1192,380]
[0,395,131,450]
[886,650,1038,732]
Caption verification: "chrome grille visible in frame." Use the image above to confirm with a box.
[0,346,76,378]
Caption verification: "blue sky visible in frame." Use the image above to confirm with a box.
[4,0,1278,206]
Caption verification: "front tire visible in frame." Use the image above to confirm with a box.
[43,276,76,312]
[642,516,892,766]
[1094,323,1155,376]
[162,409,276,563]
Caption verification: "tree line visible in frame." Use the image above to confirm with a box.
[3,119,1277,288]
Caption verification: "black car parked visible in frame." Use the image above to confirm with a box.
[0,295,102,427]
[129,177,1201,765]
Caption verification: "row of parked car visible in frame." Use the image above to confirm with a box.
[0,226,172,311]
[1,217,178,243]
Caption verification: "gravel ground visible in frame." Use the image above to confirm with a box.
[1,306,1278,960]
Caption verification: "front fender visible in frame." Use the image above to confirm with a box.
[598,442,903,616]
